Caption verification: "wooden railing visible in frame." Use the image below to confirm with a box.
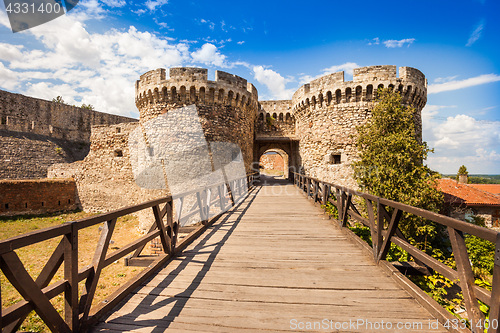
[0,173,258,332]
[293,172,500,333]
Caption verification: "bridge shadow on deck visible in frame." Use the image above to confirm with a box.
[93,185,262,332]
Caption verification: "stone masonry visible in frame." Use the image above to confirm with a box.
[0,89,136,179]
[26,65,425,227]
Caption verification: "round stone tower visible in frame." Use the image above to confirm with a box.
[291,65,427,188]
[134,67,259,172]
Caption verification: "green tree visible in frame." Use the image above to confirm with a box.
[52,96,65,104]
[456,165,468,182]
[353,88,443,251]
[80,103,95,110]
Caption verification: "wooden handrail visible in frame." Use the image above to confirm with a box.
[291,171,500,333]
[0,172,258,332]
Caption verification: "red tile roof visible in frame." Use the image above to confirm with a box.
[468,184,500,195]
[437,178,500,206]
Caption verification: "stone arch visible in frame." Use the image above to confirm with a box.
[355,86,362,102]
[335,89,341,104]
[403,85,412,103]
[208,87,215,104]
[345,87,352,103]
[258,147,290,179]
[162,86,168,101]
[278,113,284,121]
[146,89,153,105]
[318,93,323,107]
[326,91,332,105]
[179,86,187,103]
[366,84,373,101]
[170,86,177,102]
[218,89,225,103]
[235,93,240,107]
[227,90,234,106]
[285,112,291,123]
[199,86,206,102]
[190,86,196,103]
[153,88,160,103]
[388,84,395,91]
[272,112,277,119]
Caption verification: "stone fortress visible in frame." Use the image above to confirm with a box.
[0,65,427,223]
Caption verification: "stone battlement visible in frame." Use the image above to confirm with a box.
[292,65,427,114]
[135,67,258,122]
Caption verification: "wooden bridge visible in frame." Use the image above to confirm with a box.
[1,174,499,332]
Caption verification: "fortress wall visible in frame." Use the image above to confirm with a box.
[0,179,77,216]
[291,65,427,188]
[48,122,165,231]
[257,100,295,137]
[0,89,138,179]
[0,89,137,143]
[0,130,90,180]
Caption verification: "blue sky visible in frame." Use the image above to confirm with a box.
[0,0,499,174]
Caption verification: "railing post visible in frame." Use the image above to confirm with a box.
[448,227,485,332]
[64,223,79,332]
[488,233,500,333]
[376,199,384,258]
[322,183,329,206]
[306,177,311,198]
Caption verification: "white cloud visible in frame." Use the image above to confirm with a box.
[102,0,127,7]
[190,43,227,67]
[425,113,500,173]
[252,66,295,100]
[368,37,380,45]
[0,9,10,28]
[322,62,359,76]
[428,74,500,94]
[200,19,215,31]
[433,75,458,83]
[145,0,168,11]
[383,38,415,48]
[466,20,485,47]
[0,43,24,61]
[0,62,18,90]
[237,41,245,45]
[0,4,195,116]
[299,62,360,84]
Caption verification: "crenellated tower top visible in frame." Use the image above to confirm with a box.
[292,65,427,116]
[135,67,259,123]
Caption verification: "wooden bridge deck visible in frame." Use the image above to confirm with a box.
[92,178,448,332]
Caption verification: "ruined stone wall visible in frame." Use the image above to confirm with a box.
[292,65,427,188]
[0,89,136,143]
[0,179,77,216]
[135,67,258,173]
[0,130,90,179]
[257,100,295,137]
[49,122,164,211]
[0,89,137,179]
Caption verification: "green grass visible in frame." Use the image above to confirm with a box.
[0,211,147,332]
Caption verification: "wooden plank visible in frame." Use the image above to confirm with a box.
[488,233,500,333]
[91,181,451,333]
[377,208,402,261]
[80,218,117,326]
[448,227,484,332]
[0,251,70,332]
[64,223,79,332]
[6,238,65,332]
